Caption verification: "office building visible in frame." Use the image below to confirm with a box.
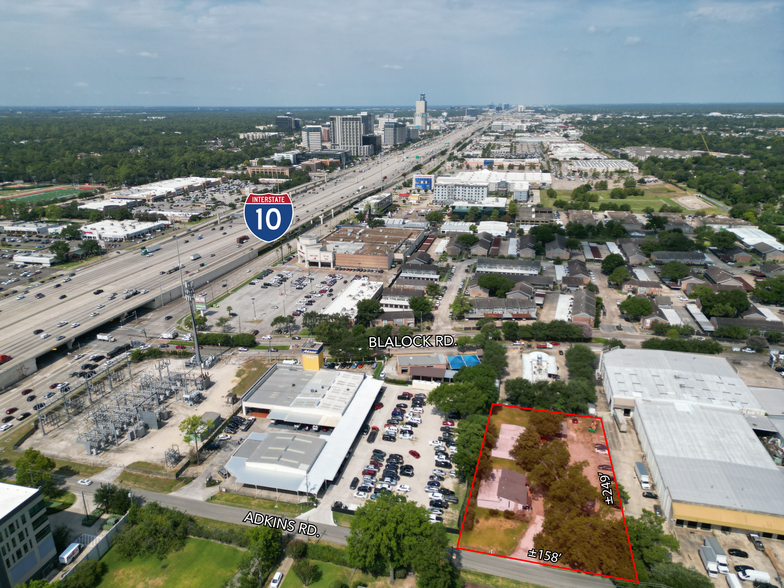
[0,483,57,586]
[383,121,408,146]
[465,108,478,117]
[414,93,428,129]
[301,126,323,150]
[276,115,301,131]
[353,193,392,216]
[358,112,375,136]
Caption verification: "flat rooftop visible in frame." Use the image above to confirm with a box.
[603,349,762,413]
[325,226,424,256]
[0,483,38,520]
[322,280,383,321]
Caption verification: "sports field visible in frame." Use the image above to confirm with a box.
[542,185,722,215]
[11,188,84,204]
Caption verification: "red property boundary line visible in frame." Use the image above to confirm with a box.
[456,403,640,584]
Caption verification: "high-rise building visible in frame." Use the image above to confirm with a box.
[465,107,478,117]
[0,483,58,586]
[276,114,301,131]
[414,93,427,130]
[358,112,375,136]
[329,116,373,156]
[383,121,408,146]
[301,126,323,150]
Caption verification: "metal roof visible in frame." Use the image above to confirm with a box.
[603,349,762,412]
[634,401,784,516]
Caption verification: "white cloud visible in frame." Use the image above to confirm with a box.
[624,36,642,45]
[562,47,569,52]
[686,1,780,23]
[382,64,403,70]
[317,83,324,86]
[138,51,158,59]
[74,82,88,87]
[587,25,596,33]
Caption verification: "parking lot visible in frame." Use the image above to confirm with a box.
[327,382,464,526]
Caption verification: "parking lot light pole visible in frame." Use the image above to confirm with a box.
[251,297,256,319]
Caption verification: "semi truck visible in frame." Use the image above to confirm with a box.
[698,545,718,578]
[96,334,116,342]
[141,244,161,256]
[190,253,201,261]
[237,235,250,244]
[634,462,650,490]
[704,536,728,574]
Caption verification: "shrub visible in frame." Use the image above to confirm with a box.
[503,510,515,519]
[287,539,308,560]
[330,581,348,588]
[292,560,321,586]
[395,568,408,579]
[307,543,349,566]
[488,509,500,517]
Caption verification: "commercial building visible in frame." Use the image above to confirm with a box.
[601,349,784,536]
[382,121,406,147]
[469,298,536,319]
[80,219,169,242]
[1,222,61,235]
[567,159,638,173]
[78,198,138,211]
[301,126,323,150]
[545,234,570,260]
[379,287,424,311]
[8,254,56,267]
[449,197,508,215]
[108,177,222,202]
[412,174,434,191]
[433,170,551,205]
[231,355,383,499]
[727,228,784,254]
[372,311,415,327]
[297,226,427,270]
[321,279,383,323]
[522,351,558,383]
[330,116,373,157]
[398,264,439,281]
[650,251,708,265]
[276,115,301,130]
[0,483,57,586]
[396,353,448,376]
[353,193,392,216]
[414,93,428,130]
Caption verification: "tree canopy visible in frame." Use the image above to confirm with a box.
[601,253,626,274]
[619,296,653,318]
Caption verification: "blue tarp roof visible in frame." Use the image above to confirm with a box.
[447,355,481,369]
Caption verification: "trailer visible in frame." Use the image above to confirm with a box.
[704,537,728,574]
[190,253,201,261]
[699,545,718,578]
[634,462,650,490]
[160,332,178,340]
[96,334,116,342]
[59,542,82,565]
[141,244,161,255]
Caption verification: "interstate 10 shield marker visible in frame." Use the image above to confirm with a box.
[243,192,294,243]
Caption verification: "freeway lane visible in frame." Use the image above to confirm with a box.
[0,122,481,386]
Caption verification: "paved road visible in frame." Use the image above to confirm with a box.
[65,478,610,588]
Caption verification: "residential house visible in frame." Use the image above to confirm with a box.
[372,311,416,327]
[650,251,706,265]
[725,247,752,263]
[571,289,596,326]
[477,468,531,511]
[710,317,784,334]
[659,213,693,233]
[445,234,468,257]
[621,242,647,265]
[566,260,591,283]
[476,258,541,276]
[470,232,494,256]
[606,210,643,233]
[469,298,537,320]
[704,267,743,288]
[752,242,784,262]
[406,251,433,265]
[517,207,555,226]
[760,263,784,277]
[561,276,585,291]
[380,287,424,311]
[506,282,535,300]
[567,210,596,226]
[467,280,490,298]
[392,278,428,291]
[398,264,440,281]
[545,234,570,260]
[622,280,663,296]
[517,234,537,259]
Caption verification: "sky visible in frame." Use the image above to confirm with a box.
[1,0,783,107]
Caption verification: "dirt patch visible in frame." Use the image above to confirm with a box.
[673,194,711,210]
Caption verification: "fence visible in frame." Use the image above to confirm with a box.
[58,513,129,580]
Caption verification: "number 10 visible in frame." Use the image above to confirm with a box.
[257,208,281,231]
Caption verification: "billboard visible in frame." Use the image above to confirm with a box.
[194,293,208,312]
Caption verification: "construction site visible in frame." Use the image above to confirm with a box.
[20,355,242,469]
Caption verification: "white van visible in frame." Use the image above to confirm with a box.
[59,542,82,565]
[737,569,770,583]
[726,573,742,588]
[270,572,283,588]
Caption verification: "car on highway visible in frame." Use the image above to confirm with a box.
[21,389,33,395]
[56,335,65,341]
[237,347,248,352]
[59,294,66,299]
[33,329,43,335]
[0,424,14,432]
[44,392,56,399]
[5,408,17,415]
[16,412,31,421]
[93,289,103,295]
[32,403,45,410]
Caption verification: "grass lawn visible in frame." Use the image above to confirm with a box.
[96,537,243,588]
[457,507,529,556]
[281,562,376,588]
[115,471,193,493]
[207,492,310,516]
[45,491,76,514]
[127,461,167,473]
[332,512,354,528]
[190,515,250,535]
[14,188,83,203]
[490,405,530,429]
[0,424,104,478]
[231,358,271,396]
[459,569,548,588]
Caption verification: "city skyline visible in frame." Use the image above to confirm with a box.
[1,0,783,107]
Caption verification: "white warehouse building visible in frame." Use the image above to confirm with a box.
[80,219,169,241]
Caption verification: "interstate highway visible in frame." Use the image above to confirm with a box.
[0,122,483,385]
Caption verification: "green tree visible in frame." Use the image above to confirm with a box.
[453,414,492,478]
[291,560,321,586]
[449,295,472,320]
[45,204,62,221]
[237,525,283,588]
[659,260,690,280]
[456,234,478,248]
[49,240,70,262]
[408,297,433,322]
[425,283,442,297]
[80,239,101,257]
[94,483,132,514]
[477,273,515,297]
[456,335,473,349]
[754,275,784,305]
[216,316,231,332]
[179,414,212,465]
[15,449,57,497]
[645,216,667,231]
[356,299,382,327]
[601,253,626,274]
[60,559,107,588]
[710,230,737,249]
[60,223,82,240]
[507,200,518,217]
[619,297,653,319]
[184,314,207,331]
[427,382,494,418]
[510,424,542,471]
[608,266,631,285]
[481,340,508,379]
[529,411,565,439]
[114,502,191,561]
[425,211,444,223]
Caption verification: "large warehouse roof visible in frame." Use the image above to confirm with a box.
[602,349,762,413]
[634,401,784,518]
